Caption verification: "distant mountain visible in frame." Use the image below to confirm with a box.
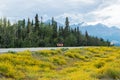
[71,23,120,45]
[44,19,63,27]
[44,20,120,45]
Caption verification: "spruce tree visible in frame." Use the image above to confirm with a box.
[52,17,54,26]
[40,16,43,25]
[64,17,70,38]
[85,31,89,46]
[22,19,25,29]
[3,17,7,27]
[8,20,11,27]
[27,18,31,33]
[35,14,39,32]
[52,17,57,39]
[31,19,34,26]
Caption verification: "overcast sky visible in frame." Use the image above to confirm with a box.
[0,0,120,27]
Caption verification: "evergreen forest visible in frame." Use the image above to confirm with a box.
[0,14,111,48]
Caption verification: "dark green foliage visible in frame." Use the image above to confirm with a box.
[52,17,57,39]
[35,14,39,32]
[64,17,70,38]
[0,15,111,48]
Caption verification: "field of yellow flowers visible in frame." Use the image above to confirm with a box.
[0,47,120,80]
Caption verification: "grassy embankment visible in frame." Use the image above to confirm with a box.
[0,47,120,80]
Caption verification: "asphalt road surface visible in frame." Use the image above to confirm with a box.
[0,47,82,53]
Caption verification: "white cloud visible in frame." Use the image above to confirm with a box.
[67,0,95,5]
[0,0,120,27]
[55,13,84,24]
[87,3,120,27]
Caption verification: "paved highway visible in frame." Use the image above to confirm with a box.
[0,47,82,53]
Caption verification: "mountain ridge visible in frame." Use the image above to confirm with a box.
[44,20,120,45]
[71,23,120,45]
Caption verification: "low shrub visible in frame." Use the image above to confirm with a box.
[49,56,66,65]
[94,61,105,68]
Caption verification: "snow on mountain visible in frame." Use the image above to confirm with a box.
[71,23,120,45]
[44,20,120,45]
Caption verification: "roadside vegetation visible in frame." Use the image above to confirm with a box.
[0,47,120,80]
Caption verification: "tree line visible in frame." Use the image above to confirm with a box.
[0,14,111,48]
